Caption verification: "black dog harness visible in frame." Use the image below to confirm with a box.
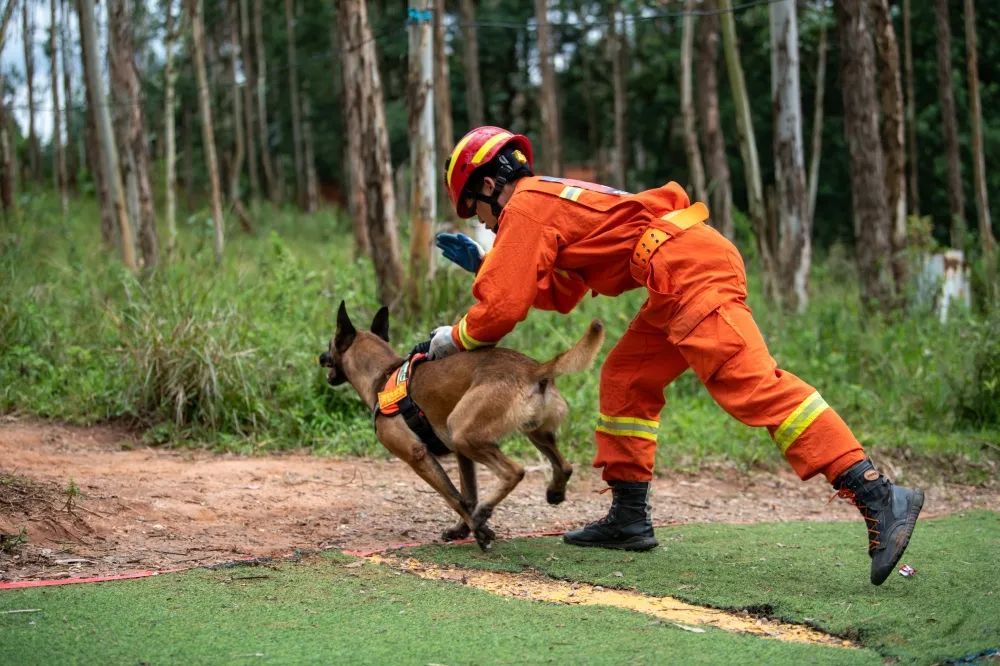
[372,353,450,456]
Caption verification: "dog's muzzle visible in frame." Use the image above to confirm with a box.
[319,352,332,367]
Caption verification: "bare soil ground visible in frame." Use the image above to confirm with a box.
[1,419,997,583]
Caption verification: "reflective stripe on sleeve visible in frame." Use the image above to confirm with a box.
[559,186,584,202]
[596,414,660,441]
[773,392,829,453]
[457,315,489,350]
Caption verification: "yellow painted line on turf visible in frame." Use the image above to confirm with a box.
[366,556,857,648]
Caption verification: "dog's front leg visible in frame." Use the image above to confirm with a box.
[377,421,475,534]
[442,454,477,541]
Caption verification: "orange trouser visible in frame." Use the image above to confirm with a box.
[593,223,865,484]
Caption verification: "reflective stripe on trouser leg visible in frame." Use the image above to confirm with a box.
[676,302,864,481]
[594,312,689,482]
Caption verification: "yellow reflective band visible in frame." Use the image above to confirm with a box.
[559,186,583,201]
[471,132,513,165]
[596,425,659,442]
[773,392,829,453]
[457,316,489,350]
[596,414,660,442]
[446,133,476,188]
[662,201,710,230]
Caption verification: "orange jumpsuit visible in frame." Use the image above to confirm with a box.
[449,176,865,483]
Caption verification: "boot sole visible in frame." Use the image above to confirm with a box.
[872,489,924,586]
[562,535,659,552]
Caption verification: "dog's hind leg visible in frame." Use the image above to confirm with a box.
[526,429,573,505]
[442,454,477,542]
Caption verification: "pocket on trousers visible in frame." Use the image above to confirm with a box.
[676,305,747,383]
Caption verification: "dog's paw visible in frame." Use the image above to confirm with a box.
[442,523,471,541]
[474,524,496,551]
[546,488,566,505]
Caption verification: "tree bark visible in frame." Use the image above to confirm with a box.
[964,0,995,265]
[187,0,225,263]
[608,2,628,190]
[770,0,810,312]
[253,0,277,201]
[49,0,67,213]
[680,0,705,203]
[60,0,77,191]
[77,0,136,271]
[407,0,436,306]
[227,0,245,208]
[284,0,305,209]
[695,0,732,239]
[806,21,826,228]
[458,0,484,127]
[302,88,318,213]
[109,0,158,269]
[902,0,919,216]
[238,0,258,201]
[432,0,454,222]
[719,0,774,299]
[1,0,17,214]
[871,0,907,293]
[534,0,561,175]
[934,0,966,249]
[164,0,179,256]
[23,3,38,182]
[331,13,369,257]
[836,0,896,310]
[338,0,403,307]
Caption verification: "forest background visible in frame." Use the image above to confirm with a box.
[0,0,997,482]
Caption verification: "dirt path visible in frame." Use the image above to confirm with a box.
[1,419,997,582]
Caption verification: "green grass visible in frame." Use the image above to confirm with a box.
[1,192,998,476]
[401,511,1000,664]
[0,552,878,666]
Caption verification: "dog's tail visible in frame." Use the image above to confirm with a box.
[535,319,605,380]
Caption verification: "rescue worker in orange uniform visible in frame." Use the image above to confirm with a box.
[426,126,923,585]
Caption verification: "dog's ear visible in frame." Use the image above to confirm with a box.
[335,301,356,352]
[370,305,390,343]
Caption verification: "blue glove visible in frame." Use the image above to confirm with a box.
[435,232,485,273]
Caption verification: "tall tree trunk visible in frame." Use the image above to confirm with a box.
[407,0,436,306]
[1,0,17,215]
[695,0,733,239]
[871,0,907,293]
[183,105,194,210]
[608,2,628,190]
[49,0,67,213]
[458,0,484,127]
[109,0,158,269]
[432,0,454,223]
[719,0,774,300]
[253,0,277,201]
[332,15,368,257]
[284,0,305,209]
[934,0,965,249]
[338,0,403,307]
[680,0,705,202]
[836,0,896,310]
[187,0,225,263]
[806,21,827,228]
[164,0,179,256]
[60,0,77,191]
[302,88,318,213]
[534,0,561,175]
[77,0,136,271]
[238,0,258,201]
[770,0,810,312]
[227,0,245,207]
[964,0,995,267]
[23,2,38,182]
[902,0,919,216]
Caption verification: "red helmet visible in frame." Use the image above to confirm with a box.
[445,126,533,218]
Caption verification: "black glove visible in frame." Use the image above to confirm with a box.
[407,339,432,357]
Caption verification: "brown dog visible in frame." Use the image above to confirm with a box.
[320,302,605,550]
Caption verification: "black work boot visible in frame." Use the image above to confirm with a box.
[833,459,924,585]
[563,481,659,552]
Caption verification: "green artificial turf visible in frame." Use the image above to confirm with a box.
[0,553,878,666]
[402,511,1000,664]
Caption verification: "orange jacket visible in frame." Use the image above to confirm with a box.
[451,176,693,350]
